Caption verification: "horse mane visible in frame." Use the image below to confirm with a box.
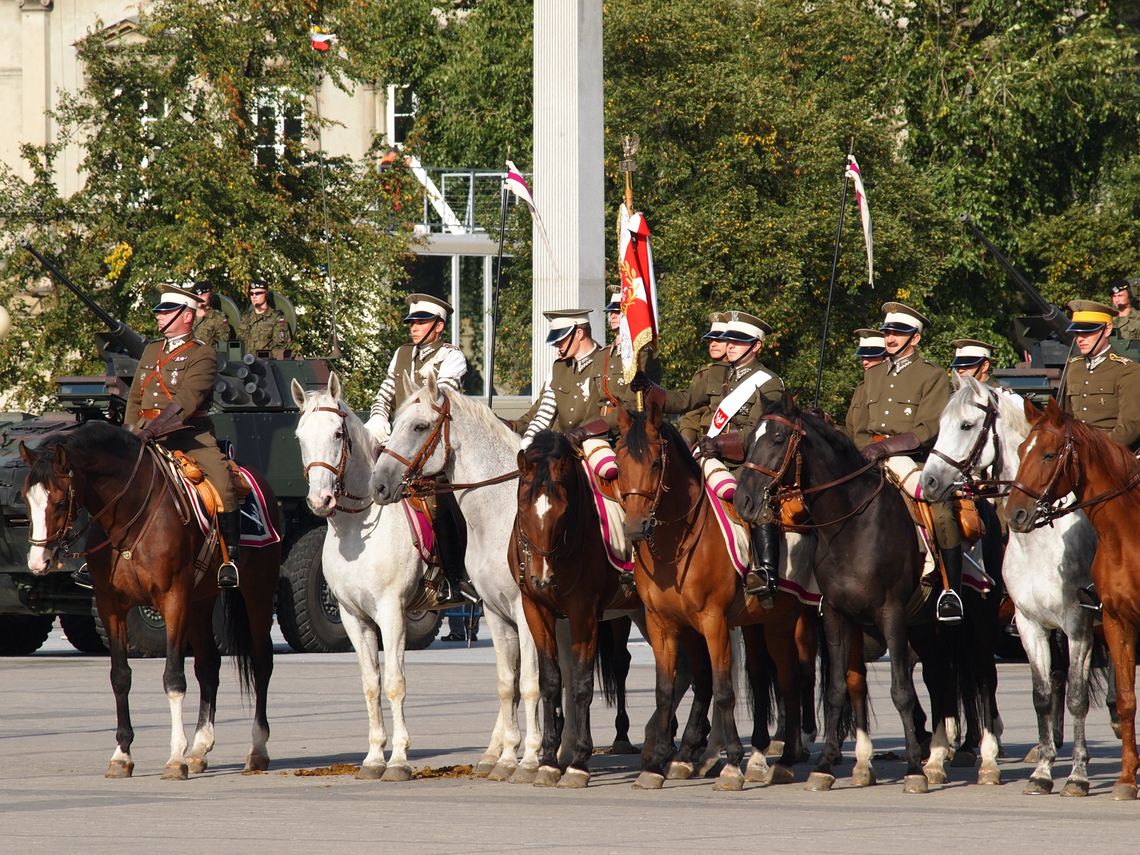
[760,397,864,470]
[27,420,141,486]
[624,410,702,482]
[1062,409,1140,476]
[296,387,378,460]
[521,430,577,504]
[946,376,1030,439]
[402,383,521,449]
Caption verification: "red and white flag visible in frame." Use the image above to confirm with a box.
[505,160,539,219]
[845,155,873,286]
[617,204,658,380]
[310,25,335,52]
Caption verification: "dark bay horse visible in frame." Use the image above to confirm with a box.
[510,431,642,787]
[613,399,808,791]
[1005,397,1140,800]
[734,398,1002,793]
[21,421,279,779]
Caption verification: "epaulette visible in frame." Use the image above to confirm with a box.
[1069,355,1083,363]
[1108,352,1134,364]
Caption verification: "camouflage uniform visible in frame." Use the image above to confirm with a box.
[193,307,233,349]
[238,308,292,356]
[1112,311,1140,341]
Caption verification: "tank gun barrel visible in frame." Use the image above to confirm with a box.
[19,241,147,359]
[958,213,1072,344]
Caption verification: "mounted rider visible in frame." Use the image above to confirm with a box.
[638,310,785,601]
[949,339,999,387]
[365,293,471,603]
[1059,300,1140,610]
[677,312,730,446]
[844,328,887,440]
[849,302,963,623]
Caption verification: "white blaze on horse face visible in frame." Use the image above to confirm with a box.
[26,483,50,574]
[534,493,552,523]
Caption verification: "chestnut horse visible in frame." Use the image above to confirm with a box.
[21,421,279,779]
[1006,397,1140,800]
[613,399,807,791]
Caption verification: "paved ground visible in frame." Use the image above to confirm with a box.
[1,626,1137,854]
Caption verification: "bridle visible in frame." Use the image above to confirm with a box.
[378,396,454,496]
[618,434,707,539]
[301,405,371,514]
[928,392,1005,494]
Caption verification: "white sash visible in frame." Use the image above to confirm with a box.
[707,368,777,437]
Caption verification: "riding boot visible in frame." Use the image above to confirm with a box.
[217,510,240,589]
[1077,583,1102,612]
[434,492,475,603]
[936,546,965,624]
[71,563,94,590]
[745,522,780,607]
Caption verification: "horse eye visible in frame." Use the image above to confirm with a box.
[960,422,974,431]
[413,421,429,433]
[1043,452,1055,461]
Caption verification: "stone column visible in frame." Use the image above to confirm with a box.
[531,0,605,390]
[18,0,53,174]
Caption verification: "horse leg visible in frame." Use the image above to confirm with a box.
[1101,612,1139,800]
[376,597,414,781]
[797,613,819,748]
[240,566,276,773]
[740,624,774,783]
[340,607,387,779]
[1059,613,1095,797]
[918,632,955,787]
[159,597,190,781]
[478,610,523,779]
[845,632,876,788]
[768,613,805,785]
[513,598,542,782]
[183,601,221,775]
[555,619,576,767]
[100,603,136,779]
[702,616,745,792]
[522,598,563,787]
[970,597,1003,785]
[634,612,679,790]
[883,609,926,793]
[806,605,852,792]
[559,605,601,788]
[670,630,713,781]
[605,615,637,753]
[1015,616,1057,793]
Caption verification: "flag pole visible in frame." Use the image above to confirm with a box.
[618,133,644,411]
[310,33,341,358]
[812,139,854,409]
[487,174,509,413]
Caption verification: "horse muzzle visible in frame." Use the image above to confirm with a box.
[306,491,337,517]
[733,489,773,526]
[1006,501,1038,534]
[369,472,404,505]
[624,516,653,543]
[919,470,954,503]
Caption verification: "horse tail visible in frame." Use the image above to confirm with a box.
[595,616,631,708]
[221,588,256,698]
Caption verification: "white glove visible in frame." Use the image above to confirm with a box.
[364,415,391,445]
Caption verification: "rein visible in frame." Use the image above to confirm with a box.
[379,395,454,493]
[301,405,371,514]
[928,392,1007,495]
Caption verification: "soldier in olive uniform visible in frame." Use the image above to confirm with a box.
[600,289,662,417]
[192,284,234,348]
[640,311,785,599]
[949,339,999,386]
[677,313,730,446]
[237,283,292,357]
[1109,279,1140,341]
[131,286,241,587]
[365,293,470,603]
[845,328,887,440]
[1060,301,1140,610]
[851,302,963,622]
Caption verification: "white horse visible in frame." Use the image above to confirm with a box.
[369,375,542,782]
[921,375,1098,795]
[291,373,427,781]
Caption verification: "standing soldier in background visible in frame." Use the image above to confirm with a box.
[1109,278,1140,341]
[238,283,292,357]
[192,283,234,348]
[845,328,887,440]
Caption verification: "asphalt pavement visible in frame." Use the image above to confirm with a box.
[1,625,1137,854]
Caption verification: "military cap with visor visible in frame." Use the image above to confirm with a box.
[604,289,623,314]
[543,308,592,345]
[720,311,772,343]
[702,311,729,341]
[151,284,203,313]
[879,301,930,334]
[403,293,454,323]
[1066,300,1117,334]
[949,339,996,369]
[854,328,887,359]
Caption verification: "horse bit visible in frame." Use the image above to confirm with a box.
[302,405,371,513]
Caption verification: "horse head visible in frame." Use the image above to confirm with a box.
[20,439,78,575]
[922,374,1004,502]
[370,371,451,504]
[515,433,579,590]
[734,392,802,525]
[1006,396,1077,532]
[292,372,374,516]
[614,391,668,542]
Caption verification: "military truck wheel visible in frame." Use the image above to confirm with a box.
[276,526,350,653]
[93,606,169,658]
[404,610,444,650]
[0,614,55,655]
[60,613,108,654]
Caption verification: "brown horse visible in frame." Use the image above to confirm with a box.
[613,398,807,790]
[1006,397,1140,800]
[21,420,280,779]
[510,431,641,787]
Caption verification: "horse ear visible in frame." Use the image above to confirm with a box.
[1044,396,1065,425]
[517,448,530,473]
[1023,395,1042,423]
[18,441,34,466]
[425,369,440,401]
[646,390,663,425]
[400,370,418,402]
[328,371,342,401]
[616,404,633,432]
[53,444,68,473]
[290,378,307,409]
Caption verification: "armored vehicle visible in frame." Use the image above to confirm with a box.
[0,246,443,656]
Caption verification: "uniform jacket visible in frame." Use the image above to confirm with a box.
[663,359,783,437]
[238,307,292,355]
[850,354,950,452]
[1113,312,1140,341]
[126,338,217,431]
[678,363,730,444]
[193,308,233,349]
[369,340,467,424]
[1061,350,1140,449]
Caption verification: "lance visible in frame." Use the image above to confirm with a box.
[487,171,509,413]
[812,139,855,409]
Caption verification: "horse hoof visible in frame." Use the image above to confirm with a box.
[186,756,208,775]
[557,768,590,789]
[765,739,785,758]
[903,774,930,794]
[804,772,835,792]
[744,762,772,784]
[1111,782,1138,801]
[355,763,386,780]
[609,739,638,755]
[712,770,745,792]
[1111,720,1122,740]
[1023,777,1053,795]
[509,764,538,785]
[923,765,948,786]
[104,759,134,779]
[474,758,497,778]
[1023,745,1041,763]
[245,752,270,773]
[632,771,665,790]
[161,762,189,781]
[534,766,562,787]
[486,761,517,782]
[951,749,977,768]
[666,760,695,780]
[851,765,876,788]
[977,766,1001,786]
[381,764,412,782]
[769,764,795,786]
[1060,779,1089,797]
[697,755,723,778]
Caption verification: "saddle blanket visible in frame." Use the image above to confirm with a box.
[401,499,435,564]
[580,460,634,574]
[701,460,822,607]
[884,456,993,594]
[177,468,281,549]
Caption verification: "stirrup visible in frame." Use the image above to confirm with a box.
[71,563,94,590]
[744,571,776,608]
[936,589,964,624]
[217,561,239,589]
[1076,585,1102,612]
